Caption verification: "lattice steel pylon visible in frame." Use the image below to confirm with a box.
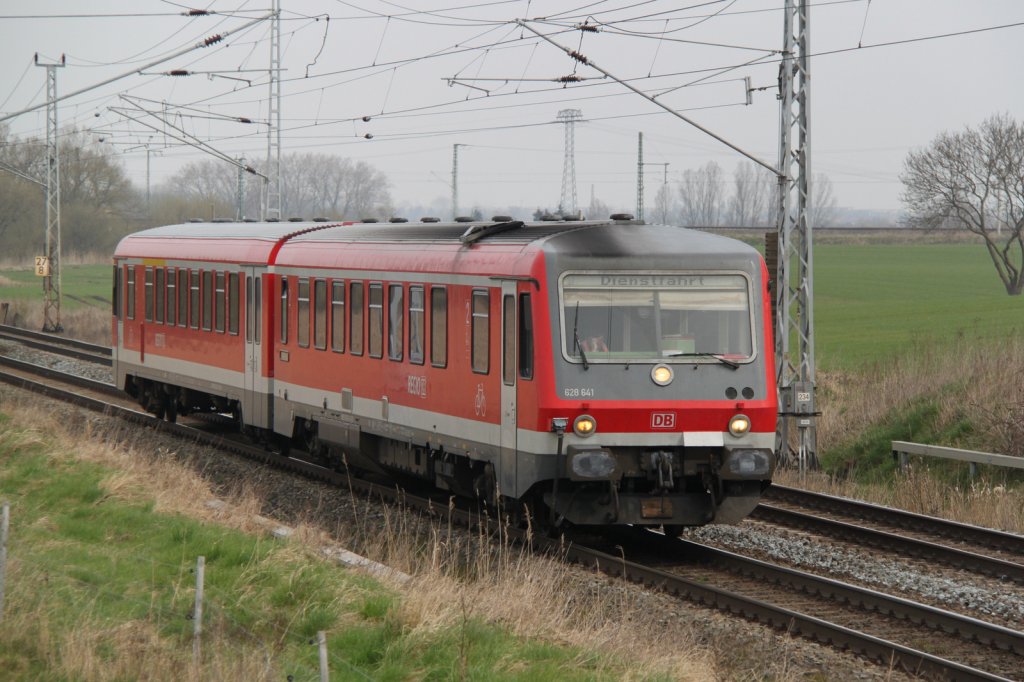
[775,0,817,471]
[36,54,65,333]
[557,109,582,216]
[264,0,281,220]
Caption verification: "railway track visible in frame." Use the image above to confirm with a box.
[0,323,112,366]
[753,488,1024,586]
[0,356,1021,680]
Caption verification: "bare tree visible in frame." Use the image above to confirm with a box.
[677,161,724,226]
[163,153,393,221]
[810,172,838,228]
[166,159,237,217]
[653,183,675,224]
[901,113,1024,295]
[728,161,773,227]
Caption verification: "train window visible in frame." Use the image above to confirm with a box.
[368,283,383,359]
[202,271,213,331]
[154,268,165,324]
[560,273,753,362]
[113,265,120,320]
[144,267,154,322]
[255,276,262,344]
[228,272,240,336]
[409,286,424,365]
[388,284,403,361]
[178,270,189,328]
[297,278,310,348]
[330,281,344,353]
[502,294,515,386]
[189,271,200,329]
[518,293,534,380]
[279,277,289,344]
[166,269,176,326]
[126,266,135,320]
[430,286,447,368]
[215,272,226,333]
[471,290,489,374]
[349,282,363,355]
[314,279,327,350]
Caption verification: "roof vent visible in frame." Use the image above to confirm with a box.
[288,217,304,222]
[540,214,560,221]
[211,219,230,223]
[454,216,474,223]
[460,220,524,244]
[188,218,203,223]
[491,215,513,222]
[420,216,440,223]
[390,217,409,223]
[610,213,634,221]
[313,217,331,222]
[266,218,280,222]
[561,214,582,222]
[243,218,258,223]
[362,218,379,223]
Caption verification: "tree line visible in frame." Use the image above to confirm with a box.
[0,126,393,260]
[636,160,838,229]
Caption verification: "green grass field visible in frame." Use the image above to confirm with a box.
[0,264,111,312]
[801,243,1023,368]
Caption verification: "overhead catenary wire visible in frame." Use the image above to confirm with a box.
[0,12,275,126]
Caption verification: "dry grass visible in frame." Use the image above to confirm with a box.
[775,466,1024,534]
[817,336,1024,455]
[2,300,111,344]
[0,394,721,680]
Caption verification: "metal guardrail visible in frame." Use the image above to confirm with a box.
[892,441,1024,476]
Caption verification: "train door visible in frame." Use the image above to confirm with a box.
[243,267,270,428]
[499,280,518,496]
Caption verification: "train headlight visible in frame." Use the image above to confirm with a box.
[728,414,751,437]
[573,415,597,437]
[651,364,674,386]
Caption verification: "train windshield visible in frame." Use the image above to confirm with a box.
[560,272,754,363]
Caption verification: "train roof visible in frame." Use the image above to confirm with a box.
[114,218,763,271]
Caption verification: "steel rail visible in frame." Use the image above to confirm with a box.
[566,535,1017,682]
[765,484,1024,556]
[0,354,119,396]
[0,366,1016,681]
[0,324,112,366]
[641,531,1024,655]
[752,503,1024,584]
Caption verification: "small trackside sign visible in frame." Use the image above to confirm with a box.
[651,412,676,429]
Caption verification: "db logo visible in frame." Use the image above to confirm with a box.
[651,412,676,429]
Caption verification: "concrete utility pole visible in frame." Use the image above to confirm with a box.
[264,0,282,220]
[637,132,669,223]
[775,0,818,472]
[636,132,644,221]
[452,143,464,219]
[36,53,65,333]
[557,109,582,216]
[236,157,246,220]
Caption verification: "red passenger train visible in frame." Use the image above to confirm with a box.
[112,217,777,529]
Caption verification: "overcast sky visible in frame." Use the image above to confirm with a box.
[2,0,1023,217]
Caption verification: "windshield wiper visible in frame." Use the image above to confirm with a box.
[666,352,740,370]
[572,301,589,370]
